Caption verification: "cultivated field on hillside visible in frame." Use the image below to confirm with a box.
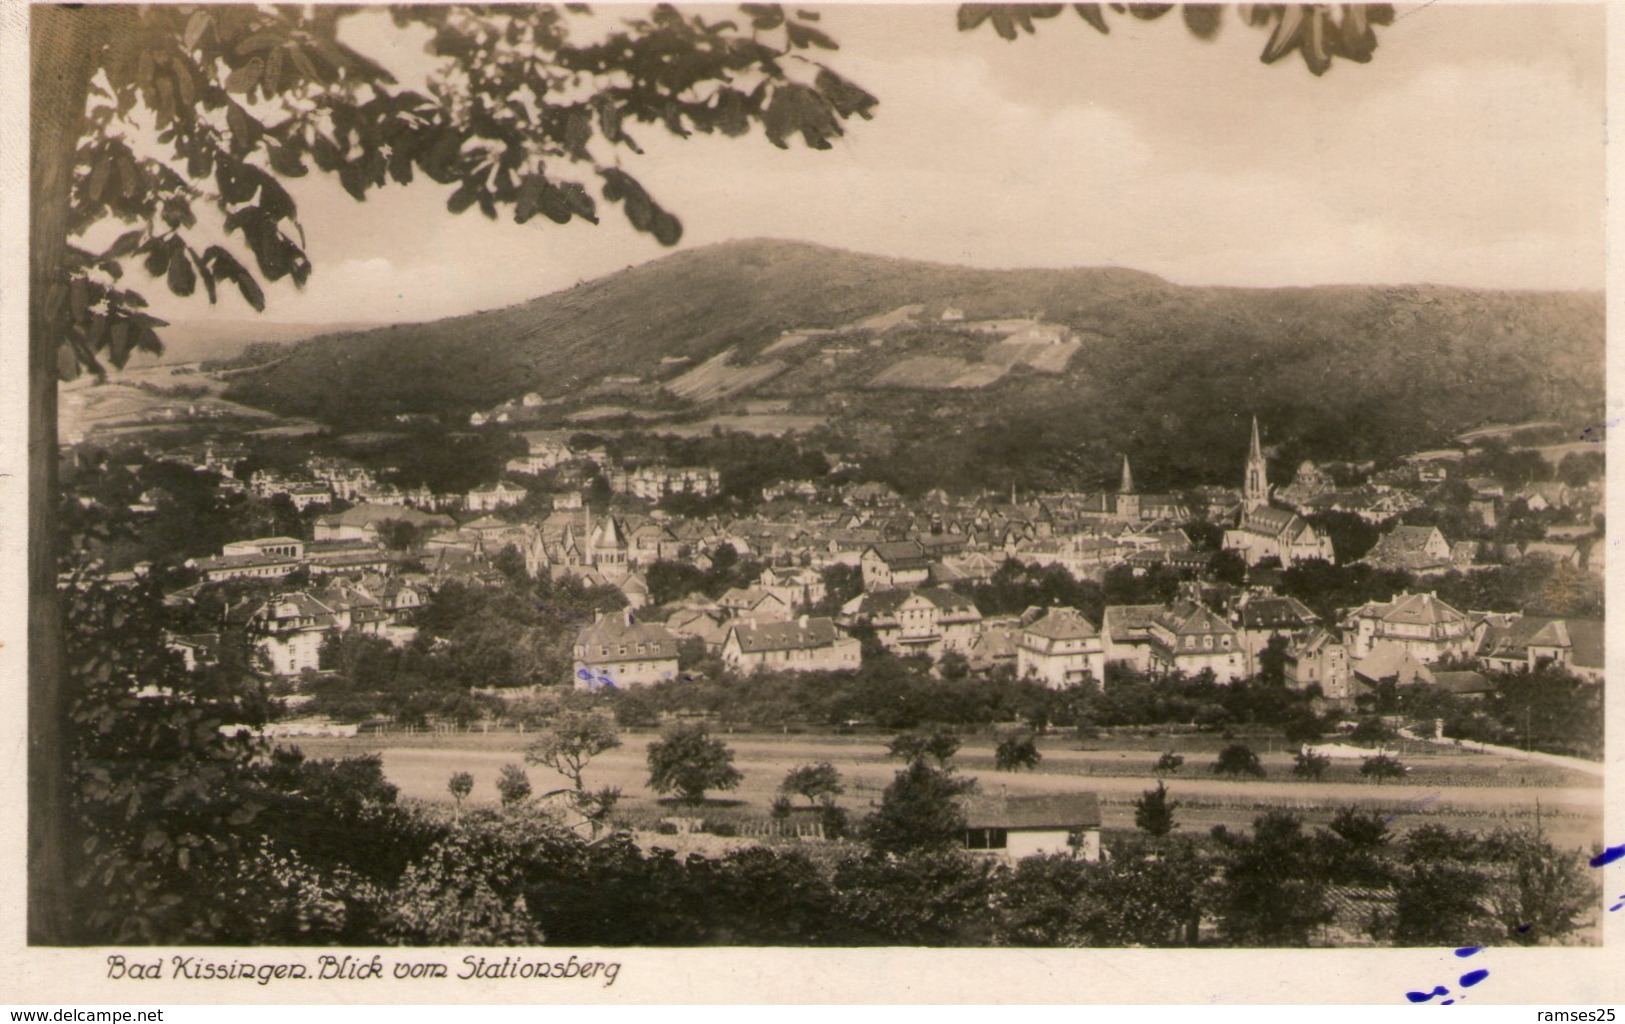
[666,348,788,402]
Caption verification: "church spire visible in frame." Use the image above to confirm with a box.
[1244,415,1270,514]
[1119,454,1135,495]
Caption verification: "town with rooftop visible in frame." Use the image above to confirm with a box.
[58,277,1608,948]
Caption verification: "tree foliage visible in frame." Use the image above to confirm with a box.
[1211,742,1265,778]
[1212,811,1332,946]
[994,733,1042,772]
[887,724,963,766]
[524,710,621,792]
[956,4,1395,78]
[45,3,877,383]
[1134,780,1180,838]
[863,759,978,857]
[780,762,844,806]
[645,722,742,805]
[447,771,474,821]
[1292,748,1330,780]
[1359,753,1407,783]
[495,764,533,809]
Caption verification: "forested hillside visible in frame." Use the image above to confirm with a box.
[225,238,1604,492]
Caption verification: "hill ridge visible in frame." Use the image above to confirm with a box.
[223,238,1604,489]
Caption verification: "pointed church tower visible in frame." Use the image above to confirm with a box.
[1244,416,1270,514]
[1117,454,1140,521]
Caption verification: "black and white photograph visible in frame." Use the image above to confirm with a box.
[7,0,1622,1003]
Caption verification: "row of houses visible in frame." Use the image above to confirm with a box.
[171,577,427,676]
[571,575,1602,706]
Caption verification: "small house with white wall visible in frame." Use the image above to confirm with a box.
[959,793,1102,862]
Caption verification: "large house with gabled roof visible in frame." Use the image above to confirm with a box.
[838,585,982,660]
[1015,606,1106,688]
[1473,614,1593,677]
[721,615,860,674]
[1146,600,1247,683]
[1360,524,1452,574]
[860,539,934,591]
[572,611,679,690]
[1343,590,1473,664]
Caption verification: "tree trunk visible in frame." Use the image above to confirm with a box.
[29,5,98,945]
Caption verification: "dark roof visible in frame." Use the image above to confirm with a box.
[960,793,1101,830]
[576,612,679,662]
[1433,670,1492,695]
[1373,525,1444,552]
[1155,601,1236,638]
[728,617,843,653]
[856,586,979,619]
[1477,615,1571,659]
[866,539,931,569]
[1102,604,1161,644]
[1566,618,1604,670]
[1240,506,1304,537]
[1366,591,1468,627]
[1022,606,1100,641]
[1237,596,1318,630]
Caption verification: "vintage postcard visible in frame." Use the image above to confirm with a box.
[1,0,1621,1006]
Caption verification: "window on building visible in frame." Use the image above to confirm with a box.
[965,828,1009,851]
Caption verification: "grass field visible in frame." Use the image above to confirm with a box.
[292,728,1602,852]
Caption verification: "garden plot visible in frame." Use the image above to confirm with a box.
[870,355,1010,390]
[667,347,787,402]
[985,338,1081,374]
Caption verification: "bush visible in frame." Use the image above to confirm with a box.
[646,723,742,805]
[1292,749,1330,780]
[888,725,961,765]
[1211,743,1265,778]
[1134,781,1179,838]
[994,733,1041,772]
[819,803,851,841]
[864,759,977,855]
[780,762,844,806]
[495,764,532,809]
[1281,712,1324,746]
[1349,716,1396,747]
[656,822,680,836]
[770,796,794,820]
[705,821,738,837]
[1360,754,1408,783]
[1154,751,1185,775]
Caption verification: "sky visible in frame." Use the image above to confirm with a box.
[146,2,1606,330]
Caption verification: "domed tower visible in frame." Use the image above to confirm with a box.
[1244,416,1270,515]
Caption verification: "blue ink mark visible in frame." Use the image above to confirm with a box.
[1454,946,1481,958]
[1441,1000,1455,1006]
[1608,895,1622,912]
[1459,970,1489,988]
[1406,987,1450,1003]
[1590,844,1625,868]
[1517,924,1532,934]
